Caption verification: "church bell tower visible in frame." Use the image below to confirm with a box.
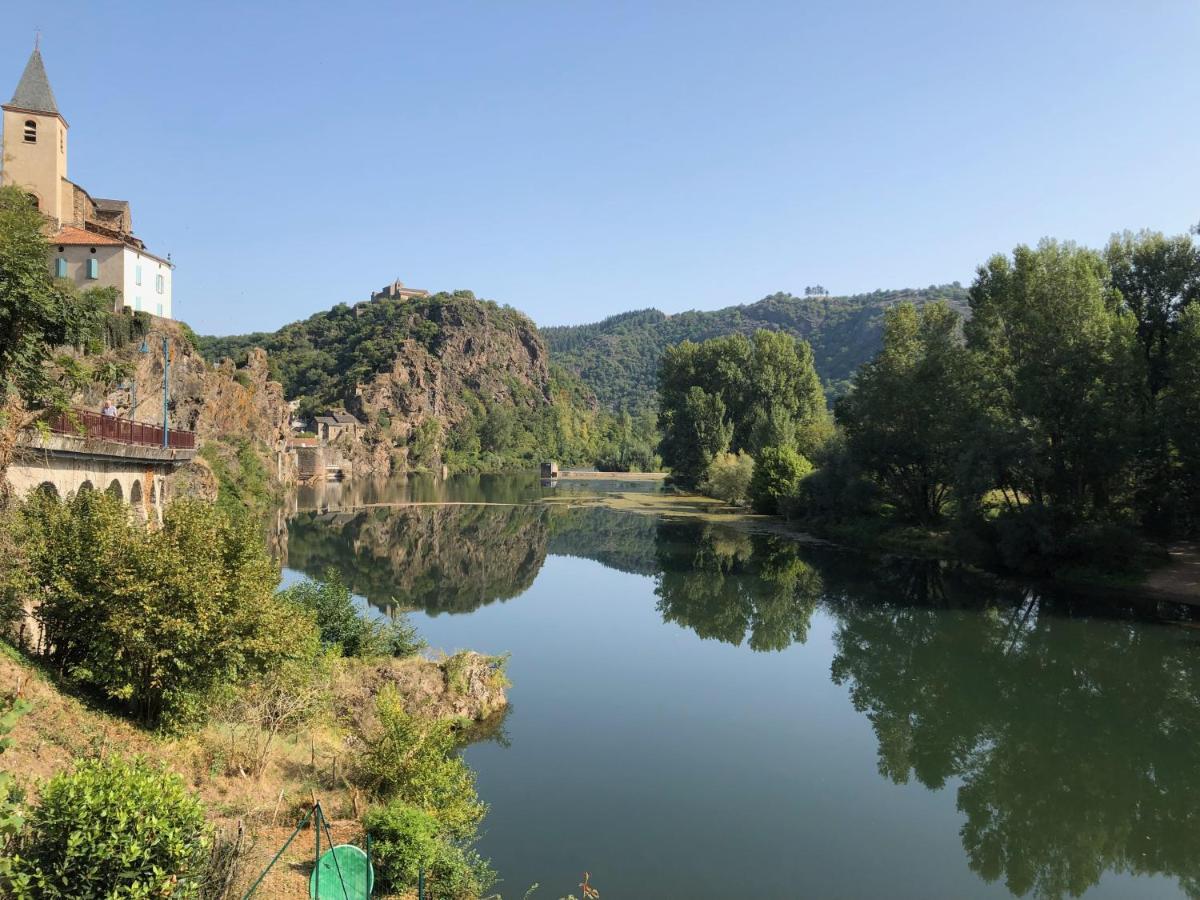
[1,44,69,225]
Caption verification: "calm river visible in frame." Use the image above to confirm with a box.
[280,474,1200,900]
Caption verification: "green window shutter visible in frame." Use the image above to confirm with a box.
[86,258,99,279]
[54,257,67,277]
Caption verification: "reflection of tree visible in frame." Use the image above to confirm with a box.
[831,594,1200,900]
[286,503,549,615]
[547,505,661,575]
[653,524,822,651]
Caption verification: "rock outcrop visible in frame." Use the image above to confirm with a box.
[71,316,296,496]
[351,299,557,472]
[336,652,510,732]
[199,291,600,478]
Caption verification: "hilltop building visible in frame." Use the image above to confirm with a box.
[371,279,429,302]
[1,46,174,318]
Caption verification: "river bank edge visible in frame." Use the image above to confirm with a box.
[548,487,1200,610]
[1,641,509,898]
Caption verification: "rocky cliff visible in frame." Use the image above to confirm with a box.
[70,315,296,500]
[200,291,602,476]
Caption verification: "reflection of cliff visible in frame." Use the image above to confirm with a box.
[830,596,1200,900]
[286,503,549,615]
[295,473,549,513]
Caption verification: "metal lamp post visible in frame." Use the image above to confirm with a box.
[138,334,171,448]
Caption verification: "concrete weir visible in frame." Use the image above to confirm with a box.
[6,430,197,523]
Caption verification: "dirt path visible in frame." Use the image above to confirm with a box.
[1143,542,1200,603]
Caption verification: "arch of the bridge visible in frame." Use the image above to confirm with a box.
[6,464,168,524]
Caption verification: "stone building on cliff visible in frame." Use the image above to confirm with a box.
[1,45,175,319]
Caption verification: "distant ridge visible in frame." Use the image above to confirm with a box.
[543,284,969,411]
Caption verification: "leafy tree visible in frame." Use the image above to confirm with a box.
[0,185,103,408]
[1104,230,1200,398]
[837,302,973,523]
[749,446,813,515]
[279,570,424,658]
[963,241,1141,535]
[658,386,732,486]
[1104,230,1200,529]
[702,451,755,505]
[14,491,314,728]
[21,755,210,898]
[1164,305,1200,531]
[658,330,826,485]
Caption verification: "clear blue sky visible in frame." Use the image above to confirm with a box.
[4,1,1198,335]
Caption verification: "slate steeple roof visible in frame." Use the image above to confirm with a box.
[7,48,59,116]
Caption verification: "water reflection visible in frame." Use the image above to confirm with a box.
[284,485,1200,899]
[287,503,548,616]
[654,523,823,650]
[831,598,1200,899]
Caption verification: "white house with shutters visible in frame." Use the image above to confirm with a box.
[1,45,175,319]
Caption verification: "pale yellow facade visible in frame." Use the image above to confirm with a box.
[2,47,176,319]
[0,104,68,223]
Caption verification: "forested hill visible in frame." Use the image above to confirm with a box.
[196,291,658,474]
[543,285,969,410]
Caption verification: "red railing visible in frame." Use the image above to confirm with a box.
[46,409,196,450]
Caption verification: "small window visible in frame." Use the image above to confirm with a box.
[135,297,142,311]
[86,258,99,280]
[23,120,36,143]
[156,303,163,317]
[54,258,67,278]
[155,274,164,294]
[135,265,142,286]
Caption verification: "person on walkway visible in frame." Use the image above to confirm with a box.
[101,400,117,418]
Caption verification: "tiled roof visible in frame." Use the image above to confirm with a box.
[52,225,124,247]
[331,413,361,425]
[7,49,58,115]
[93,198,130,213]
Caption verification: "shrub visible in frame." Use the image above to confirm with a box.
[15,490,313,729]
[749,446,813,515]
[702,451,754,506]
[354,685,486,840]
[21,755,210,898]
[0,697,32,893]
[228,653,334,776]
[279,571,424,659]
[363,801,440,890]
[364,800,497,900]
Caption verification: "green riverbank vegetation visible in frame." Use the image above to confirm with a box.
[662,230,1200,580]
[0,488,509,898]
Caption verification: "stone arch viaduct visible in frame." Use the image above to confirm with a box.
[5,412,197,523]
